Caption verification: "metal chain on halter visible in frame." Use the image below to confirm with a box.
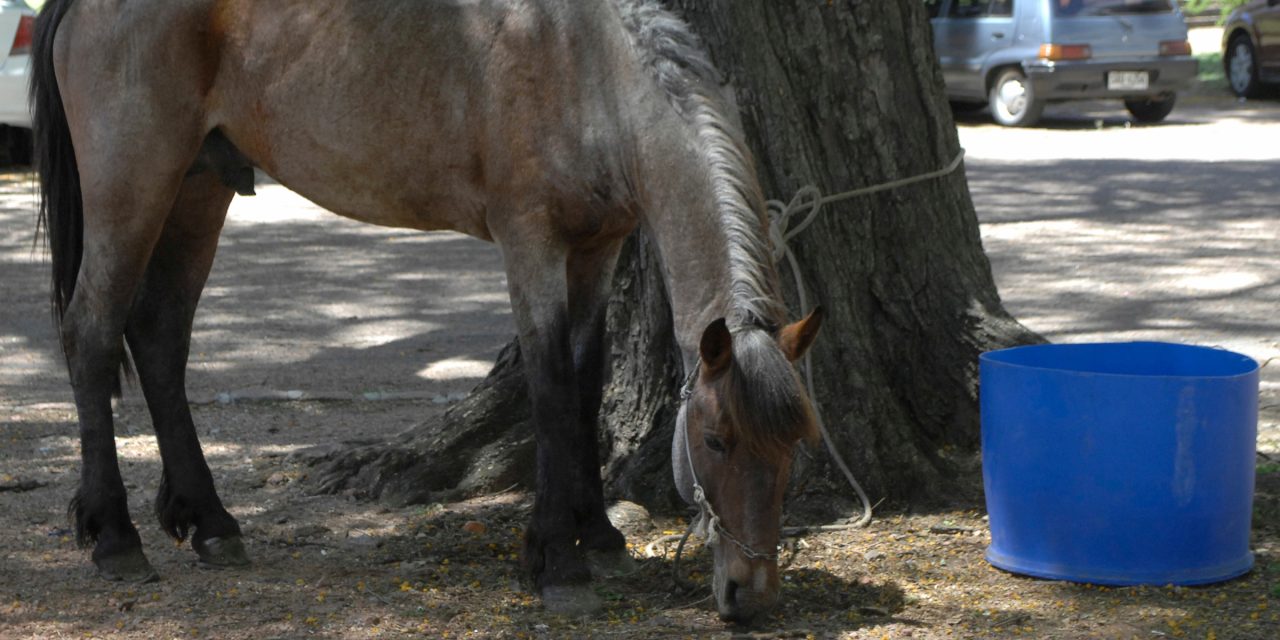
[667,147,967,589]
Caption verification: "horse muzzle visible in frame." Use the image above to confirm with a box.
[713,555,780,625]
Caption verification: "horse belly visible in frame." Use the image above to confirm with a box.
[251,141,492,240]
[208,0,497,238]
[216,94,492,239]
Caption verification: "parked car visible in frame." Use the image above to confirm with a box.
[926,0,1198,127]
[0,0,33,164]
[1222,0,1280,98]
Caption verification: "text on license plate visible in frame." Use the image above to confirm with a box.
[1107,71,1149,91]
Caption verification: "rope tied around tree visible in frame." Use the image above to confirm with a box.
[764,146,967,530]
[664,146,967,590]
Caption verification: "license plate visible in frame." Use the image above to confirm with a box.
[1107,71,1149,91]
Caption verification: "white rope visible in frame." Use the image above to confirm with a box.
[765,147,967,530]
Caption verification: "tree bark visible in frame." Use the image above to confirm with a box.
[310,0,1039,515]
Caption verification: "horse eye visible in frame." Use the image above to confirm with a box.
[703,434,727,453]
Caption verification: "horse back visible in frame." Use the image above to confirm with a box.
[57,0,646,243]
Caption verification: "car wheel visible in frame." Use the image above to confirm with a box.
[1225,35,1260,99]
[988,69,1043,127]
[1123,94,1176,124]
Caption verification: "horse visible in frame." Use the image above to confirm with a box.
[31,0,823,624]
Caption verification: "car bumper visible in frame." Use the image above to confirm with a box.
[0,54,31,128]
[1024,57,1198,100]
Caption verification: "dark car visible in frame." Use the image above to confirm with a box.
[0,0,33,164]
[927,0,1198,126]
[1222,0,1280,98]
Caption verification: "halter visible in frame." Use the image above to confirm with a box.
[678,360,780,561]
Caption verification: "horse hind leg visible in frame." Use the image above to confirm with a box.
[124,168,247,569]
[62,161,206,582]
[51,94,216,582]
[36,0,241,581]
[60,251,156,584]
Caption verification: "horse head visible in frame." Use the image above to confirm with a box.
[673,307,823,624]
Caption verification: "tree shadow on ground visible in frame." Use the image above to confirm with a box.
[0,174,516,408]
[967,159,1279,355]
[0,492,915,639]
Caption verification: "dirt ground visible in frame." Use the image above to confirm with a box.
[2,405,1278,640]
[3,94,1280,639]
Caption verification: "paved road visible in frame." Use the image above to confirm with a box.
[959,96,1280,452]
[0,177,514,408]
[1,94,1276,448]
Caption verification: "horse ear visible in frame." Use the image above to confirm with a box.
[699,318,733,376]
[778,306,824,362]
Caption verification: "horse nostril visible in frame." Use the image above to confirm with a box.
[718,577,776,625]
[718,579,742,622]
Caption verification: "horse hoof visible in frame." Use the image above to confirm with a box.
[541,584,603,616]
[194,535,251,569]
[586,548,637,578]
[96,549,160,584]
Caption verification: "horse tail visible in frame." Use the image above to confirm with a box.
[32,0,132,390]
[32,0,81,326]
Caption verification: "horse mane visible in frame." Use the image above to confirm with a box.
[724,328,819,458]
[616,0,787,332]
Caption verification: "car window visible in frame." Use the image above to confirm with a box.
[949,0,1015,19]
[1052,0,1172,16]
[923,0,944,19]
[949,0,985,17]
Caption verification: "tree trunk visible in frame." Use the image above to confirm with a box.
[310,0,1039,515]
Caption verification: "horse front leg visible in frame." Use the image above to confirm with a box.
[124,172,248,569]
[498,235,601,615]
[566,242,632,577]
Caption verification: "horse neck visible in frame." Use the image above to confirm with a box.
[635,114,784,367]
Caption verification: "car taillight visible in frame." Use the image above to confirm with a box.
[10,15,33,57]
[1038,44,1092,61]
[1159,40,1192,56]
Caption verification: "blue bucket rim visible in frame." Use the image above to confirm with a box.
[980,341,1259,381]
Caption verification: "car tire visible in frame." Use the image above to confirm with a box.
[1225,34,1261,99]
[988,69,1044,127]
[0,126,30,166]
[1123,94,1176,124]
[949,100,988,114]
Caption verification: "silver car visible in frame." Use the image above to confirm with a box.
[927,0,1198,126]
[0,0,31,163]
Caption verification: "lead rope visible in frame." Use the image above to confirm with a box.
[667,148,967,589]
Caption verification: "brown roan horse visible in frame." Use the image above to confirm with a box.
[31,0,823,624]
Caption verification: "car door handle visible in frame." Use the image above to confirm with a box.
[992,32,1006,39]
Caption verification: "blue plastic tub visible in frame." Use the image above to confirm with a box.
[980,342,1259,586]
